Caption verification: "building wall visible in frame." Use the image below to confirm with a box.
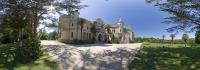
[59,14,93,41]
[58,12,133,43]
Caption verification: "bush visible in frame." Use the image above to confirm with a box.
[110,38,119,44]
[133,37,196,44]
[63,39,95,44]
[1,33,12,44]
[195,30,200,44]
[16,37,43,59]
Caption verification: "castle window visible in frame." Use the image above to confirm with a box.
[72,23,74,27]
[83,32,85,39]
[71,32,73,38]
[89,33,91,39]
[87,33,89,39]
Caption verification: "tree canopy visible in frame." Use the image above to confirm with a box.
[146,0,200,32]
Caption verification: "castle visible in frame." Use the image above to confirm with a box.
[58,10,133,44]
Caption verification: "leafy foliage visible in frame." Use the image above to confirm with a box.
[195,30,200,44]
[16,37,43,59]
[38,29,49,40]
[91,21,97,40]
[133,37,195,44]
[182,33,189,47]
[64,39,94,44]
[48,31,58,40]
[55,0,87,15]
[170,34,176,43]
[78,18,87,40]
[146,0,200,32]
[0,32,13,44]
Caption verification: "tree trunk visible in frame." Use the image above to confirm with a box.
[185,43,186,47]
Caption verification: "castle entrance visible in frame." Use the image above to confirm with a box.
[98,34,102,41]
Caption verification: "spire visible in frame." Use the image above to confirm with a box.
[119,18,122,22]
[117,18,124,24]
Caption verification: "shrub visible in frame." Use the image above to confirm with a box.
[110,38,119,44]
[195,30,200,44]
[63,39,95,44]
[16,37,43,59]
[1,33,12,44]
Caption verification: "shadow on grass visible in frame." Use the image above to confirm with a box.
[128,45,200,70]
[0,44,59,70]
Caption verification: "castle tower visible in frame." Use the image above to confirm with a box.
[117,18,124,33]
[117,18,124,28]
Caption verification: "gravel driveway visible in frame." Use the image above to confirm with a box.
[41,40,142,70]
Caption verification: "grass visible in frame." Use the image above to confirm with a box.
[0,44,60,70]
[128,42,200,70]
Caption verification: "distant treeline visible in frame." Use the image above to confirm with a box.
[133,37,195,44]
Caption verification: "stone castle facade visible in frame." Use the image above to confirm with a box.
[58,10,133,44]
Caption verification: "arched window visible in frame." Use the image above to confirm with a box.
[72,23,74,27]
[71,32,73,38]
[89,33,91,39]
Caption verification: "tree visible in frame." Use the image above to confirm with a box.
[146,0,200,32]
[55,0,87,41]
[0,0,55,38]
[162,35,166,43]
[195,30,200,44]
[38,29,48,40]
[48,31,58,40]
[104,24,111,42]
[0,0,86,59]
[182,33,189,47]
[91,21,97,41]
[104,24,111,34]
[170,34,175,43]
[55,0,87,15]
[78,18,86,40]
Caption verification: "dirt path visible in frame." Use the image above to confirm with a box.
[41,40,142,70]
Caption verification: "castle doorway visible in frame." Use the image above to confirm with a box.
[98,34,102,41]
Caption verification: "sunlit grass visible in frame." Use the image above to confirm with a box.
[128,42,200,70]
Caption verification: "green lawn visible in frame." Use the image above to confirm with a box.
[0,44,60,70]
[128,42,200,70]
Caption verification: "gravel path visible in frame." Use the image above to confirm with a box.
[41,40,142,70]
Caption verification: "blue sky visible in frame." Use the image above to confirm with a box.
[79,0,195,39]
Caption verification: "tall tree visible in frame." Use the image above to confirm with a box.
[195,30,200,44]
[146,0,200,32]
[55,0,87,15]
[170,34,175,43]
[0,0,31,41]
[78,18,86,40]
[162,35,166,43]
[0,0,54,38]
[91,21,97,41]
[55,0,87,40]
[182,33,189,47]
[104,24,111,42]
[0,0,56,59]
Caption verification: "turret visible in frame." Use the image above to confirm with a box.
[72,10,80,17]
[117,18,124,28]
